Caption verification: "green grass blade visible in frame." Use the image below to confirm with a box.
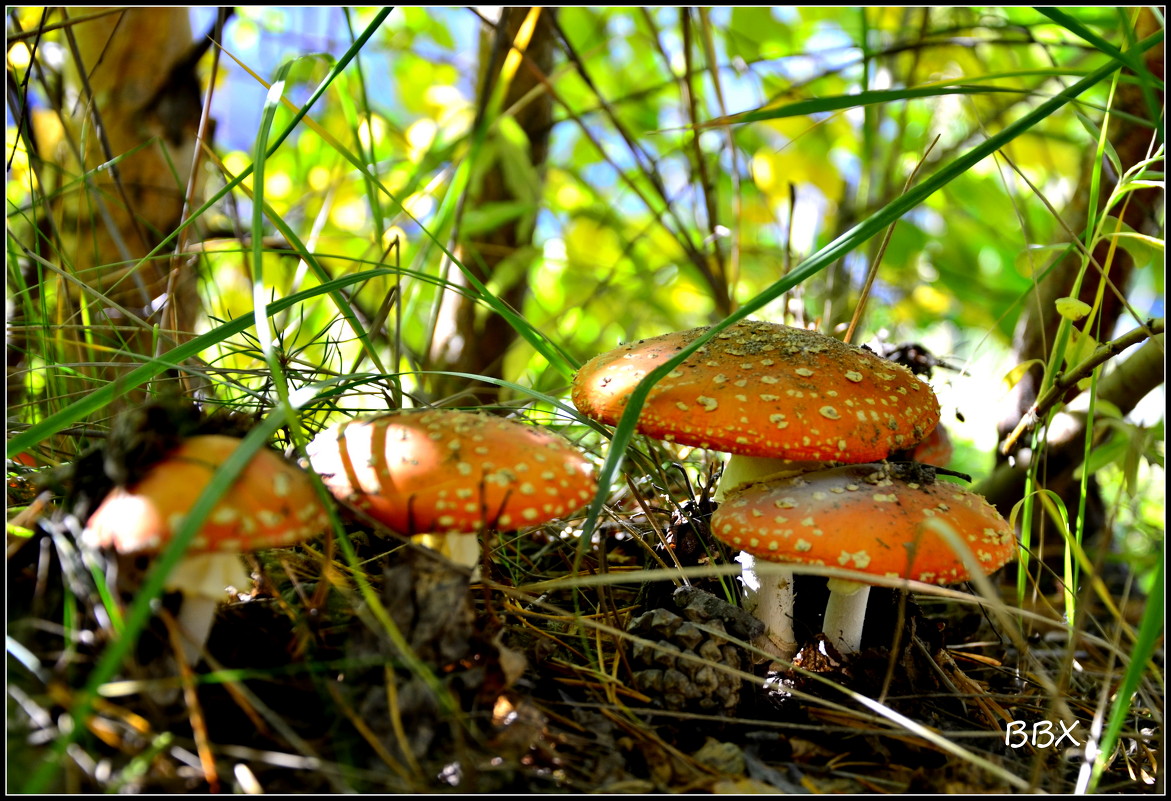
[1088,541,1165,791]
[250,61,296,416]
[1034,7,1163,123]
[716,84,1023,125]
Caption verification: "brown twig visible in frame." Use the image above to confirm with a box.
[999,317,1164,454]
[843,134,940,345]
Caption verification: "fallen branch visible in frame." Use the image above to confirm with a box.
[1000,318,1165,455]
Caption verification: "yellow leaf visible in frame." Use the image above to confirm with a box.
[1003,359,1045,390]
[1064,326,1099,389]
[711,777,785,794]
[1055,296,1091,321]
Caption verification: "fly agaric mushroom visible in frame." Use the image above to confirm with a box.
[83,435,331,664]
[572,320,941,658]
[710,461,1016,657]
[305,409,597,570]
[572,320,940,495]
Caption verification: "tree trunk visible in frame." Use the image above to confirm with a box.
[10,7,208,430]
[426,8,556,406]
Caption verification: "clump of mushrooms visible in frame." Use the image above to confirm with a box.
[572,319,941,659]
[83,435,331,665]
[305,409,597,571]
[710,461,1016,656]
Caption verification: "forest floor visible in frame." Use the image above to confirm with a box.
[6,460,1163,794]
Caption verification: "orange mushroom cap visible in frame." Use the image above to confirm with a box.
[83,435,330,556]
[305,410,597,534]
[710,463,1016,586]
[572,320,940,462]
[908,423,954,468]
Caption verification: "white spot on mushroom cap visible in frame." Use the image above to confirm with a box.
[211,507,239,525]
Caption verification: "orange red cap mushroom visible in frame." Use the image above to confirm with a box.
[572,320,940,463]
[305,409,597,568]
[83,434,331,663]
[85,435,330,557]
[711,462,1016,655]
[711,462,1015,584]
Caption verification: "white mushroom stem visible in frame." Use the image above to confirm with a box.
[168,552,252,665]
[716,455,821,664]
[821,578,872,656]
[413,532,482,574]
[713,455,823,502]
[174,595,220,666]
[749,558,798,662]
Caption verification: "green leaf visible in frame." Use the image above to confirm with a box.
[707,84,1022,126]
[461,200,537,237]
[727,7,790,61]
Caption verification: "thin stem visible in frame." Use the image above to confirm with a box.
[752,559,798,661]
[414,532,482,572]
[823,578,871,655]
[716,453,821,664]
[175,595,220,666]
[713,454,822,501]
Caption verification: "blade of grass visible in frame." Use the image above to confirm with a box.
[1034,6,1163,122]
[1087,541,1164,791]
[249,60,306,448]
[707,84,1024,126]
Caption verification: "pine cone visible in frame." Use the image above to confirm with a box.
[626,588,758,715]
